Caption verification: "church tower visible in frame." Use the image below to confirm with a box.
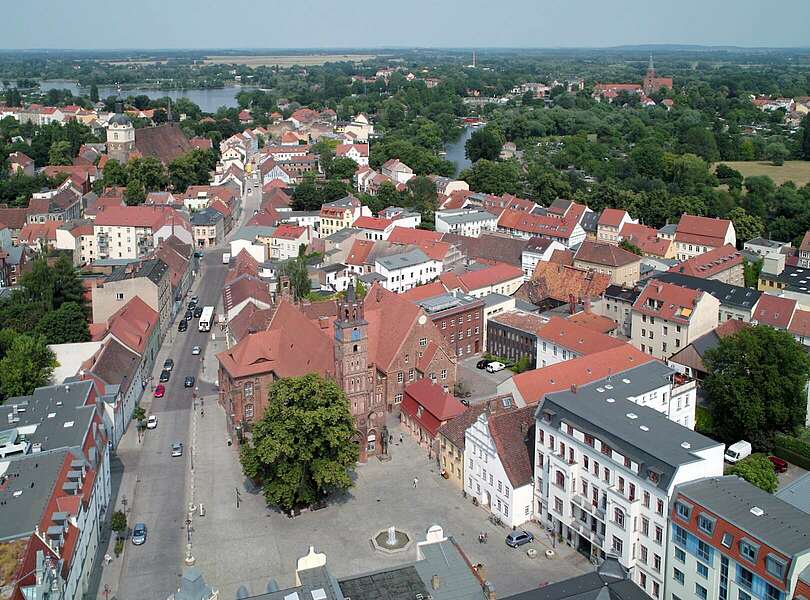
[107,101,135,164]
[334,282,380,459]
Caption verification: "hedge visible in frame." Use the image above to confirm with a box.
[773,434,810,470]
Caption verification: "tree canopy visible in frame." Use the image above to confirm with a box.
[728,454,778,493]
[704,325,810,448]
[239,374,359,512]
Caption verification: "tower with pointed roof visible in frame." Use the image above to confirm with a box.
[333,282,381,459]
[642,54,672,96]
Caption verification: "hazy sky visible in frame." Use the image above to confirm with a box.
[2,0,807,49]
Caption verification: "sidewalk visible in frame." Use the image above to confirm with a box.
[89,275,206,599]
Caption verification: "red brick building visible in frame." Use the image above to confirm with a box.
[400,288,485,358]
[217,283,457,459]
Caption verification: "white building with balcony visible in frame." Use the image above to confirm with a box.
[534,375,724,599]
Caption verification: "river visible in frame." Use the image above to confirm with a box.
[36,80,251,113]
[444,126,474,176]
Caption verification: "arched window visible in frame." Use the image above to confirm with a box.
[353,344,358,353]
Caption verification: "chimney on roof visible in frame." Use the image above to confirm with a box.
[431,575,440,591]
[570,384,577,394]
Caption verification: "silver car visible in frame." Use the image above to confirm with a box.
[171,442,183,457]
[132,523,147,545]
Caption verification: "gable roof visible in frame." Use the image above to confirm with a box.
[537,316,625,355]
[668,244,742,278]
[388,227,443,245]
[633,281,706,324]
[598,208,629,227]
[575,240,641,268]
[675,214,732,246]
[99,295,159,354]
[508,344,654,405]
[404,379,466,422]
[524,262,611,304]
[133,123,191,164]
[488,405,536,487]
[436,404,488,449]
[457,262,523,292]
[752,293,797,329]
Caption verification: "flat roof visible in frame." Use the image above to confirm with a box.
[775,471,810,515]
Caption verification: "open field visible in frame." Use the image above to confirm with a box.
[203,54,376,67]
[715,161,810,187]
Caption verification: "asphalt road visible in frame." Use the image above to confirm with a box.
[115,170,261,599]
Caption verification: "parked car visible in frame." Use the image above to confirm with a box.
[476,359,491,369]
[725,440,752,464]
[190,296,199,304]
[505,530,534,548]
[171,442,183,457]
[194,306,203,318]
[768,455,788,473]
[146,415,158,429]
[191,346,201,356]
[132,523,147,545]
[486,361,506,373]
[153,384,165,398]
[159,370,171,383]
[163,358,174,371]
[184,309,194,321]
[184,376,195,388]
[178,320,188,332]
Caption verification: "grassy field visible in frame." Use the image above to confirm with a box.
[203,54,376,67]
[714,161,810,187]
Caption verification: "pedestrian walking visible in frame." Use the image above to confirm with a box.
[413,477,418,489]
[400,433,404,444]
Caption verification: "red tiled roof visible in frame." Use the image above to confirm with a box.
[0,207,31,230]
[388,227,442,244]
[633,281,705,324]
[752,294,797,329]
[548,249,574,265]
[668,244,742,278]
[510,344,654,405]
[223,276,273,315]
[19,221,59,244]
[538,316,624,355]
[403,379,466,436]
[524,262,611,304]
[271,223,306,240]
[598,208,629,228]
[574,240,641,268]
[217,300,333,379]
[457,262,523,292]
[228,302,275,343]
[788,309,810,337]
[498,208,579,239]
[488,405,536,487]
[101,296,159,355]
[353,216,393,231]
[248,209,281,226]
[675,214,732,246]
[567,311,618,334]
[800,231,810,254]
[94,205,175,229]
[490,311,547,335]
[399,280,449,303]
[436,404,488,448]
[345,239,376,266]
[620,223,672,257]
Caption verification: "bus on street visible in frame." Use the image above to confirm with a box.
[199,306,214,332]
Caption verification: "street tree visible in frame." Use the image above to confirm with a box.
[704,325,810,448]
[125,179,146,206]
[240,374,359,512]
[728,454,778,493]
[801,114,810,160]
[727,207,764,246]
[47,140,73,166]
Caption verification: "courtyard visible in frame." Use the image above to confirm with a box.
[189,376,590,598]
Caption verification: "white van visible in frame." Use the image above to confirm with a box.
[222,253,231,264]
[724,440,752,464]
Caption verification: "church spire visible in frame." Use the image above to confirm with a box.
[648,54,655,75]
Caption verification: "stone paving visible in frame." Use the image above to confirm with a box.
[189,385,591,599]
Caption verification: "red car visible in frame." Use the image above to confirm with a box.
[153,384,165,399]
[768,455,788,473]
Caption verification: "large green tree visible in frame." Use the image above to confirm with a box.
[240,374,359,511]
[465,127,503,162]
[728,454,778,493]
[704,326,810,448]
[0,332,56,402]
[36,302,90,344]
[168,149,216,191]
[801,114,810,160]
[48,140,73,166]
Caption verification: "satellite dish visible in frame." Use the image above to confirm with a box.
[418,315,427,325]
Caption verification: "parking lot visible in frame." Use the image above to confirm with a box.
[189,386,591,599]
[457,355,515,403]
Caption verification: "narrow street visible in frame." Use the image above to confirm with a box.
[98,171,261,599]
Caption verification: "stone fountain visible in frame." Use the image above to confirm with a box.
[371,525,412,554]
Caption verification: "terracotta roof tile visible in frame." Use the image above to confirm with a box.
[567,311,618,334]
[668,244,742,278]
[633,281,705,324]
[598,208,629,227]
[437,404,488,448]
[575,241,641,268]
[524,262,610,304]
[457,262,523,292]
[538,316,625,355]
[675,214,733,246]
[403,378,466,436]
[488,405,536,487]
[752,294,797,329]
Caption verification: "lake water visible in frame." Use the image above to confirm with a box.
[445,126,473,176]
[37,80,250,113]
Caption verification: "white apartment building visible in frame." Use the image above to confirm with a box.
[464,402,536,528]
[521,238,567,279]
[534,381,725,598]
[435,209,498,238]
[631,281,720,360]
[374,248,441,293]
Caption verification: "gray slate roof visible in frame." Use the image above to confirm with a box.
[375,248,430,270]
[775,471,810,516]
[504,558,645,600]
[232,226,277,241]
[190,207,224,226]
[0,450,71,541]
[540,371,722,491]
[650,272,760,311]
[678,475,810,556]
[438,210,498,226]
